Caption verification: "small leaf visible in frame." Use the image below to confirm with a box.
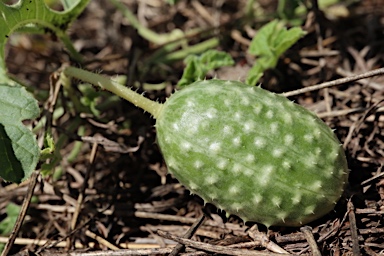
[246,20,306,86]
[178,50,234,87]
[0,84,40,183]
[0,203,20,235]
[40,132,55,161]
[277,0,302,21]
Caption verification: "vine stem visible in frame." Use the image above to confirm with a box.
[63,67,163,119]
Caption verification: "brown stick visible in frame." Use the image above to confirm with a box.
[1,171,40,256]
[348,200,361,256]
[157,230,294,256]
[247,225,288,254]
[300,226,321,256]
[169,215,206,256]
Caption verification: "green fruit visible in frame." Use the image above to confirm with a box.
[63,67,349,227]
[156,80,348,227]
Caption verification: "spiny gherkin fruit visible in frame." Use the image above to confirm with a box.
[64,65,349,227]
[156,79,348,227]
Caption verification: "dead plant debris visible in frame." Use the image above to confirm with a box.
[1,0,384,255]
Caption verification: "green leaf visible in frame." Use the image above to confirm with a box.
[246,20,306,86]
[0,0,90,78]
[0,203,20,235]
[178,50,234,87]
[0,84,40,183]
[277,0,302,21]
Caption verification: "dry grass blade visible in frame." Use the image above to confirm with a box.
[282,67,384,97]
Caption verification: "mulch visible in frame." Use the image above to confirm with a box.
[1,0,384,255]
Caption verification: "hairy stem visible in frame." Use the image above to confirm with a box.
[63,67,163,119]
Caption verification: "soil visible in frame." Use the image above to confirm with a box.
[1,0,384,255]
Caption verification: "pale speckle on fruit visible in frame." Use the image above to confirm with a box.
[284,134,294,145]
[217,158,228,169]
[292,193,302,205]
[253,105,262,115]
[241,97,250,106]
[305,205,316,215]
[186,99,195,107]
[277,212,287,221]
[282,113,293,124]
[209,142,221,153]
[231,202,243,212]
[245,154,255,163]
[259,165,274,186]
[205,108,218,119]
[234,111,242,121]
[229,185,240,195]
[330,147,340,160]
[189,182,198,190]
[164,135,171,143]
[272,197,282,208]
[243,168,254,177]
[246,86,255,93]
[223,98,232,107]
[243,121,255,133]
[312,181,322,190]
[194,160,203,169]
[206,174,218,184]
[304,134,314,142]
[272,148,284,158]
[232,137,241,147]
[181,142,192,151]
[232,163,242,174]
[270,122,279,133]
[254,137,266,148]
[208,191,218,201]
[253,194,262,204]
[282,160,291,170]
[187,125,199,135]
[263,97,274,106]
[223,125,233,134]
[167,157,176,167]
[305,155,317,168]
[172,122,180,131]
[266,110,274,119]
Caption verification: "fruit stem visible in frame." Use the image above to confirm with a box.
[63,66,163,119]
